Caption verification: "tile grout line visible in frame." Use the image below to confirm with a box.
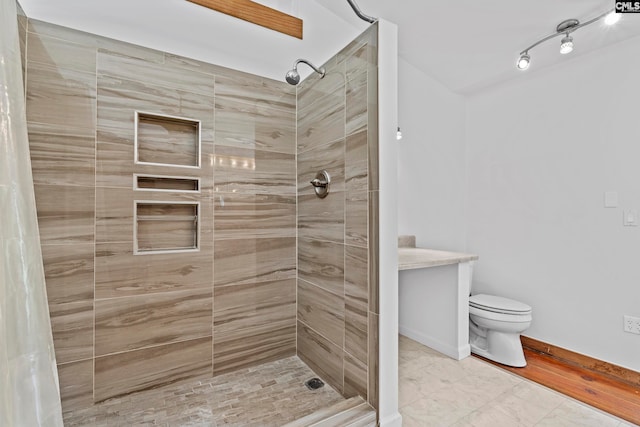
[92,40,98,405]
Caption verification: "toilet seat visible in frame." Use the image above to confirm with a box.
[469,294,532,315]
[470,305,532,323]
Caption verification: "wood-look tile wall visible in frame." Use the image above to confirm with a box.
[296,25,379,409]
[212,70,297,375]
[24,18,296,411]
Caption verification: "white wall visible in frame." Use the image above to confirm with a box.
[397,59,467,250]
[378,21,401,426]
[466,35,640,372]
[19,0,361,81]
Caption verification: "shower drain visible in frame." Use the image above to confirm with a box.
[304,377,325,390]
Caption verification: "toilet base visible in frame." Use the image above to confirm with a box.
[470,329,527,368]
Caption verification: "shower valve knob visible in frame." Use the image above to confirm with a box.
[310,178,328,187]
[310,170,331,198]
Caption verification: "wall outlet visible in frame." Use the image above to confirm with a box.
[623,210,638,226]
[623,315,640,335]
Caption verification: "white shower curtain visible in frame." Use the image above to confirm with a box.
[0,0,64,425]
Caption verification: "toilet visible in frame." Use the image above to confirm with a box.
[469,293,532,367]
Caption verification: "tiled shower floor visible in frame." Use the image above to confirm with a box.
[63,356,344,426]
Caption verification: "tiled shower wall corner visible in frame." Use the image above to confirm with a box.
[296,25,379,409]
[24,18,298,411]
[17,1,26,82]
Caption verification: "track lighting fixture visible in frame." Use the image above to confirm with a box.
[516,8,620,70]
[516,53,531,70]
[604,11,621,26]
[559,35,574,54]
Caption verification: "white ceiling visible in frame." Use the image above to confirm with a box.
[19,0,640,94]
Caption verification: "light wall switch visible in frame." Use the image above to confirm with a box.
[604,191,618,208]
[623,210,638,226]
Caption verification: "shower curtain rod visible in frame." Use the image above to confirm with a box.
[345,0,377,23]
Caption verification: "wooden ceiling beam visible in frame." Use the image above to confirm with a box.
[187,0,303,39]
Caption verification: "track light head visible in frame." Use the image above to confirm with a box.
[560,35,574,54]
[604,11,621,25]
[517,53,531,70]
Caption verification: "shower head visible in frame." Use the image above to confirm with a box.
[285,69,300,85]
[285,59,325,86]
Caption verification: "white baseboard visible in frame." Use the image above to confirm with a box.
[379,411,403,427]
[399,325,470,360]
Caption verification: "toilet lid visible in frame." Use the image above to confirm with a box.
[469,294,532,314]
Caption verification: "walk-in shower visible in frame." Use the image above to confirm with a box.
[285,58,326,85]
[12,0,382,423]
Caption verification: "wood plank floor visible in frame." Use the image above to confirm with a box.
[474,349,640,426]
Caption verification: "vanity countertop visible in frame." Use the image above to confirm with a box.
[398,237,478,270]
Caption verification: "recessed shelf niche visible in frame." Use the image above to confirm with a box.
[135,112,201,168]
[135,174,200,193]
[134,202,199,254]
